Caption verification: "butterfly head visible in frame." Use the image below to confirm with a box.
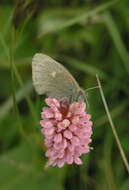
[68,89,87,103]
[76,89,88,102]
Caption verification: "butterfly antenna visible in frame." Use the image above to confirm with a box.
[85,86,99,92]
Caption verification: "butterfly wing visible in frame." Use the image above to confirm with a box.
[32,53,81,100]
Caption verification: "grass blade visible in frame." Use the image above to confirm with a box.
[12,64,38,126]
[0,80,33,120]
[0,28,38,127]
[39,0,118,37]
[63,56,108,80]
[10,27,26,137]
[104,11,129,75]
[96,74,129,174]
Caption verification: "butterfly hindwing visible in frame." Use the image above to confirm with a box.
[32,53,81,100]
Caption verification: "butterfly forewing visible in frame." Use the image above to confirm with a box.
[32,53,81,101]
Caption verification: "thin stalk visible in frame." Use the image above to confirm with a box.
[0,28,38,127]
[10,27,26,138]
[96,74,129,174]
[13,63,38,126]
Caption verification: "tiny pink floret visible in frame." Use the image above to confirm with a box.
[40,97,93,168]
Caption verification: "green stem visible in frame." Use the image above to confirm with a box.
[96,74,129,174]
[10,26,26,137]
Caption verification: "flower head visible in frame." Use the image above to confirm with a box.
[40,97,93,168]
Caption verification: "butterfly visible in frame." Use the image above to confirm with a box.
[32,53,87,103]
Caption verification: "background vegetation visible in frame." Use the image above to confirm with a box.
[0,0,129,189]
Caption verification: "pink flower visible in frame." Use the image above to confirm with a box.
[40,97,93,168]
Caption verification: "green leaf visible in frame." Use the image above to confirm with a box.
[0,142,65,190]
[104,11,129,75]
[38,0,118,37]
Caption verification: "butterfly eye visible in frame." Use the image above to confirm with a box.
[77,91,85,102]
[85,92,88,98]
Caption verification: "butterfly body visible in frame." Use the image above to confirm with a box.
[32,53,86,102]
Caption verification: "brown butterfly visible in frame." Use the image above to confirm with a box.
[32,53,87,103]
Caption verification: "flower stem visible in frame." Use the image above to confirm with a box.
[96,74,129,174]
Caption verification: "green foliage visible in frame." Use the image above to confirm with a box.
[0,0,129,190]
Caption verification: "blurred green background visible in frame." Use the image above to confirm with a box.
[0,0,129,189]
